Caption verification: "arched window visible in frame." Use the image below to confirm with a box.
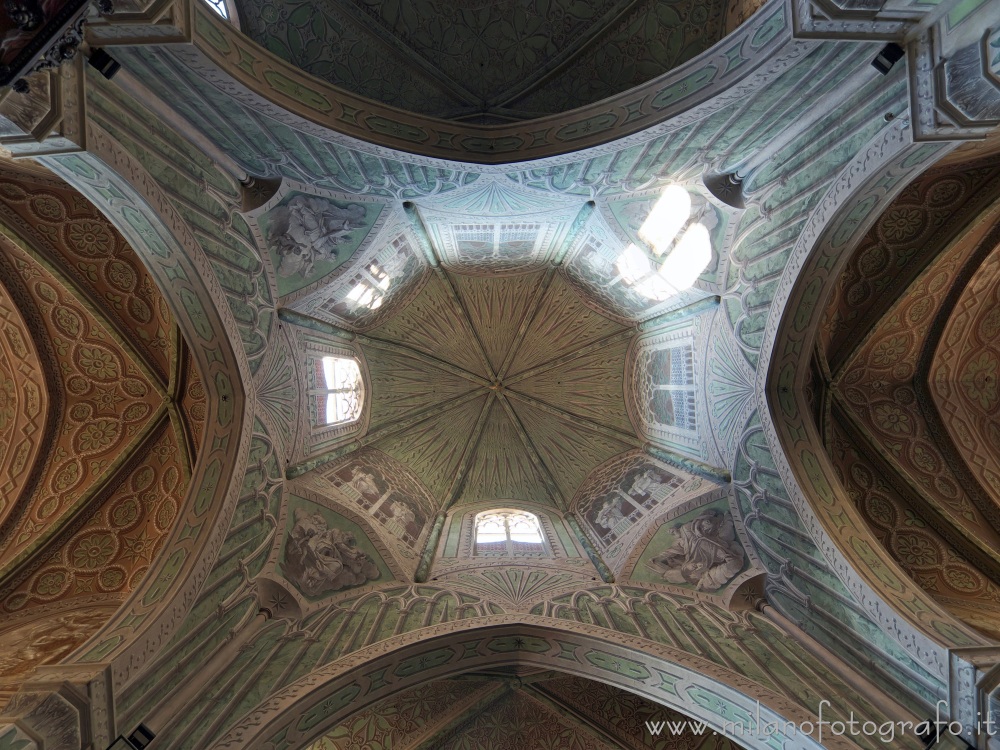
[474,510,544,556]
[311,356,363,426]
[614,185,712,301]
[199,0,230,18]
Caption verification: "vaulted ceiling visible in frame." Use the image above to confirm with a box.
[0,160,206,702]
[3,0,1000,746]
[307,671,746,749]
[819,151,1000,641]
[359,268,636,509]
[233,0,748,122]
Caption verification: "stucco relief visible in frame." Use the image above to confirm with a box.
[245,181,390,300]
[283,507,381,597]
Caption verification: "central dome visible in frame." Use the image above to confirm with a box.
[359,268,639,507]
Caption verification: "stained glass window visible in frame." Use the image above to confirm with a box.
[311,356,363,426]
[474,510,544,556]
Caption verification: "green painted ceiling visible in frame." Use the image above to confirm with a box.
[234,0,731,121]
[361,269,637,508]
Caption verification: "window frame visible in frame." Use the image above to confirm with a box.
[310,356,364,428]
[473,509,549,557]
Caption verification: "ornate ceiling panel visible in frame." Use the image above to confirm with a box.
[821,155,1000,373]
[829,421,1000,641]
[234,0,730,122]
[836,230,1000,562]
[319,447,437,555]
[456,399,552,505]
[451,273,544,373]
[0,272,47,524]
[509,400,633,503]
[0,233,163,571]
[0,170,174,383]
[511,334,633,435]
[354,267,642,514]
[0,416,191,697]
[0,160,205,701]
[930,238,1000,509]
[504,273,625,375]
[375,393,492,499]
[307,672,745,750]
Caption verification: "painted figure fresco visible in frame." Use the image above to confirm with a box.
[648,509,744,591]
[265,195,368,279]
[283,508,380,597]
[327,459,428,549]
[584,462,683,545]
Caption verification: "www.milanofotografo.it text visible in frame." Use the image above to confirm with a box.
[645,700,997,744]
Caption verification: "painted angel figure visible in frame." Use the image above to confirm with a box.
[266,195,366,279]
[649,509,745,591]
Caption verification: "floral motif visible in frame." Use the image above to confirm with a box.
[894,532,939,567]
[78,419,120,452]
[874,404,910,434]
[879,207,924,242]
[962,351,998,410]
[78,346,118,380]
[94,385,125,413]
[979,306,1000,341]
[72,534,116,569]
[911,444,938,473]
[945,566,981,593]
[34,571,67,596]
[66,220,115,256]
[98,568,125,590]
[111,498,140,528]
[871,334,909,367]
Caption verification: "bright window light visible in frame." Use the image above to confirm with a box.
[639,184,691,255]
[342,263,392,312]
[614,184,712,303]
[314,356,363,426]
[200,0,229,18]
[616,244,652,284]
[474,510,544,555]
[658,223,711,291]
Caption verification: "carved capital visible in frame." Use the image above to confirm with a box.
[0,54,86,156]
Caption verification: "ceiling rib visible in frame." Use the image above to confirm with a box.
[443,393,497,507]
[496,268,559,380]
[432,269,496,379]
[521,685,634,750]
[286,389,487,479]
[334,0,482,108]
[0,408,170,594]
[407,683,511,750]
[503,390,640,447]
[359,335,493,388]
[495,393,567,510]
[490,0,649,109]
[503,327,635,386]
[0,218,169,393]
